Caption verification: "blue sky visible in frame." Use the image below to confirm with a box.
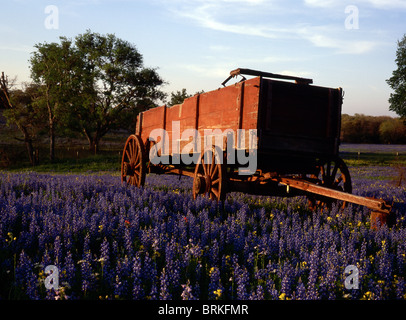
[1,0,406,116]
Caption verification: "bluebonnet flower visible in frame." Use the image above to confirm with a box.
[159,268,171,300]
[208,266,224,300]
[0,168,405,300]
[234,264,249,300]
[81,249,94,295]
[305,250,319,300]
[53,236,62,267]
[266,278,279,300]
[63,251,76,287]
[295,278,306,300]
[181,280,197,300]
[124,227,134,257]
[114,255,132,298]
[132,254,144,299]
[15,250,38,299]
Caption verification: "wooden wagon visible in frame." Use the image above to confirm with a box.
[121,68,392,228]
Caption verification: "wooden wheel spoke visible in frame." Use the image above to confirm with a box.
[202,159,208,176]
[210,151,215,175]
[125,150,131,162]
[129,139,133,157]
[196,172,205,178]
[131,146,137,163]
[331,164,338,180]
[211,164,219,179]
[335,175,343,185]
[211,188,219,199]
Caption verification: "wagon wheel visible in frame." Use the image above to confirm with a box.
[121,134,146,187]
[193,146,227,201]
[308,157,352,210]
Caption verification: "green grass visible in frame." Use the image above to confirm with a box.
[3,153,121,174]
[340,151,406,167]
[3,151,405,175]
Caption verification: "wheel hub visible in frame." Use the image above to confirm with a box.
[123,162,134,176]
[194,176,205,194]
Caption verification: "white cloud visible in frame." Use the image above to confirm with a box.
[303,0,340,8]
[175,2,289,39]
[365,0,406,9]
[168,0,384,55]
[304,0,406,9]
[298,26,378,54]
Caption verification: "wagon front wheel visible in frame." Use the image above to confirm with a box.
[193,146,227,201]
[121,134,146,187]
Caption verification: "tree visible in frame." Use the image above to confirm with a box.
[30,38,81,161]
[168,88,191,106]
[379,118,406,144]
[30,32,165,154]
[387,34,406,119]
[0,73,45,165]
[71,31,166,153]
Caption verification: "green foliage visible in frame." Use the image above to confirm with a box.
[66,31,166,152]
[3,84,46,137]
[0,73,46,165]
[341,114,406,144]
[30,37,81,161]
[387,34,406,118]
[29,30,166,154]
[168,88,191,106]
[379,118,406,144]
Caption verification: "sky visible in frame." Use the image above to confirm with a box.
[1,0,406,116]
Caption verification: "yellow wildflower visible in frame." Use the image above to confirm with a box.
[214,289,222,299]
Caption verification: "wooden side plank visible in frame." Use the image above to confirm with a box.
[137,77,261,156]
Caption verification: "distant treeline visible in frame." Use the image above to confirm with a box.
[341,114,406,144]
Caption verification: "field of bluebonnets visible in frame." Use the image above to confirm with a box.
[0,146,406,300]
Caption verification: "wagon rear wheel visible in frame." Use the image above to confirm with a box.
[193,146,227,201]
[308,157,352,209]
[121,135,146,187]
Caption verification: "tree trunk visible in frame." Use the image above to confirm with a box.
[83,128,101,155]
[25,140,35,166]
[89,140,99,154]
[46,87,55,162]
[21,126,36,166]
[49,119,55,162]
